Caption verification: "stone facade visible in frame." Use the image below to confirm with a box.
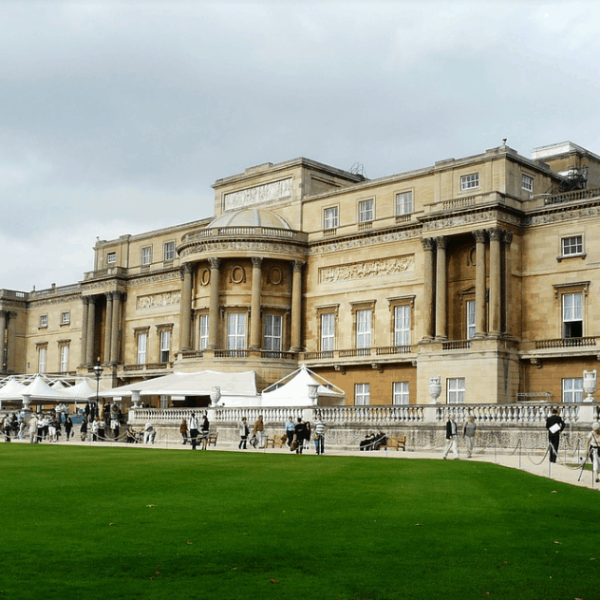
[2,142,600,410]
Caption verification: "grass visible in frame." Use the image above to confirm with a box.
[0,445,599,600]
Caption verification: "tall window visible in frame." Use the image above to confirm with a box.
[358,199,374,223]
[447,378,465,404]
[163,241,176,261]
[562,293,583,338]
[394,305,411,346]
[227,313,246,350]
[561,236,583,257]
[160,330,171,363]
[466,300,476,340]
[356,309,372,349]
[320,313,336,352]
[395,191,413,215]
[264,314,282,352]
[38,346,47,374]
[355,383,371,406]
[522,174,534,192]
[461,173,479,191]
[141,246,152,265]
[393,382,409,405]
[60,345,69,373]
[324,206,339,230]
[563,378,583,403]
[199,314,209,350]
[137,332,147,364]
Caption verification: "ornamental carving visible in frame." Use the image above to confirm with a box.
[309,227,421,255]
[179,241,302,257]
[422,210,521,232]
[319,256,414,284]
[223,178,292,211]
[136,291,181,311]
[524,205,600,227]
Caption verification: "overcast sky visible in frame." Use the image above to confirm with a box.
[1,0,599,291]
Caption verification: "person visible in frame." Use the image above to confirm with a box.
[360,431,376,451]
[285,417,295,447]
[110,405,120,440]
[252,415,266,449]
[188,412,199,450]
[443,415,459,459]
[48,415,58,443]
[3,414,12,442]
[463,416,477,458]
[91,418,100,442]
[372,430,387,450]
[180,419,188,445]
[125,425,138,444]
[200,414,210,450]
[546,409,565,463]
[294,418,306,454]
[80,416,88,441]
[144,421,155,445]
[585,422,600,483]
[28,413,38,444]
[239,417,249,450]
[314,416,326,455]
[64,415,73,441]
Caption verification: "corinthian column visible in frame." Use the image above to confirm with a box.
[489,228,502,336]
[80,297,89,366]
[435,236,447,341]
[473,230,487,338]
[249,257,263,350]
[110,292,122,364]
[208,258,221,350]
[103,292,113,364]
[290,261,305,352]
[0,310,7,373]
[85,296,97,366]
[421,238,435,341]
[180,263,194,351]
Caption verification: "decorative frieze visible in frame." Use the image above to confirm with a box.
[422,209,521,232]
[319,255,414,284]
[524,204,600,227]
[309,227,421,255]
[136,291,181,311]
[179,240,302,257]
[223,178,293,211]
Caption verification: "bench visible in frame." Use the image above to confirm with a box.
[265,434,287,449]
[207,432,218,447]
[379,435,406,451]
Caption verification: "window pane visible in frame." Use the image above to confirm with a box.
[264,314,282,351]
[355,383,370,405]
[394,305,411,346]
[396,191,413,215]
[359,199,374,222]
[393,382,409,405]
[466,300,476,339]
[199,315,209,350]
[356,309,371,348]
[321,313,335,351]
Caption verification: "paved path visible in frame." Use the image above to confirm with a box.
[8,436,599,492]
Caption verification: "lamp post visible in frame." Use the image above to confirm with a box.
[93,360,103,412]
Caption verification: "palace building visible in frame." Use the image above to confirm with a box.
[2,140,600,408]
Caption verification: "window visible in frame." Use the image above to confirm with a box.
[199,314,209,350]
[393,382,410,405]
[320,313,336,352]
[163,241,176,261]
[61,311,71,325]
[447,378,465,404]
[562,292,583,338]
[355,383,371,406]
[39,314,48,328]
[38,346,47,374]
[563,378,584,403]
[141,246,152,266]
[107,252,116,264]
[394,305,411,346]
[137,332,148,364]
[264,314,282,352]
[356,309,372,349]
[522,174,534,192]
[227,313,246,350]
[460,173,479,191]
[324,206,339,230]
[358,199,374,223]
[395,191,413,215]
[60,345,69,373]
[561,235,583,257]
[466,300,476,340]
[160,330,171,363]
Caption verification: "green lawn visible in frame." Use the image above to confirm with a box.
[0,445,598,600]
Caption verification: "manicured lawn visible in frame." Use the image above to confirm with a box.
[0,445,598,600]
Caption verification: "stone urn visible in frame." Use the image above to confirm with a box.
[131,390,142,409]
[583,370,597,402]
[428,377,442,404]
[210,386,221,406]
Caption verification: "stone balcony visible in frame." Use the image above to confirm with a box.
[519,336,599,362]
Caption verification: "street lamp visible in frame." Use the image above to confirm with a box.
[93,360,104,410]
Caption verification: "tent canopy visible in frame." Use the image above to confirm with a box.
[98,370,258,399]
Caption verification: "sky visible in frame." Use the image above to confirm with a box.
[1,0,599,291]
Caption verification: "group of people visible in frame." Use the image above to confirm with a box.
[442,416,478,459]
[78,403,124,442]
[179,413,211,450]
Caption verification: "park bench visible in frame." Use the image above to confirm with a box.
[207,432,218,447]
[379,435,406,451]
[265,434,287,449]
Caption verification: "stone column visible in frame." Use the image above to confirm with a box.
[6,312,16,373]
[0,310,6,373]
[421,238,435,340]
[249,257,263,350]
[85,296,96,365]
[103,292,113,364]
[80,297,89,366]
[489,228,502,336]
[290,260,305,352]
[180,263,194,351]
[435,236,448,341]
[474,230,487,338]
[208,258,221,350]
[503,230,513,335]
[110,292,122,364]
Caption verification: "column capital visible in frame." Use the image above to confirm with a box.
[434,235,447,250]
[502,230,513,245]
[473,229,487,243]
[293,260,306,272]
[421,237,435,251]
[251,256,263,268]
[182,262,194,275]
[488,228,503,242]
[208,257,221,270]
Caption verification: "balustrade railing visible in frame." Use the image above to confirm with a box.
[534,337,597,350]
[543,187,600,206]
